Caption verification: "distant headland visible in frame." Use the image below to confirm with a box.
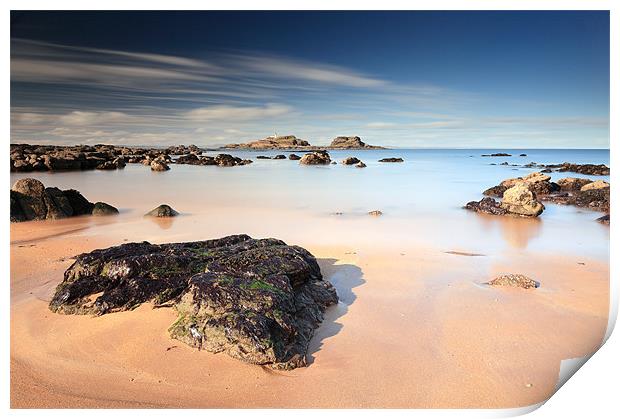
[223,135,385,150]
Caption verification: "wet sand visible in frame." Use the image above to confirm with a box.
[10,216,609,408]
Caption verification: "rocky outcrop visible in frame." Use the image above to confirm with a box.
[10,143,199,173]
[378,157,404,163]
[554,162,609,176]
[466,183,545,218]
[145,204,178,217]
[487,274,539,289]
[48,235,338,370]
[329,136,383,149]
[224,135,311,150]
[299,151,331,165]
[10,178,116,222]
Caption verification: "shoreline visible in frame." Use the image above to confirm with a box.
[10,215,609,408]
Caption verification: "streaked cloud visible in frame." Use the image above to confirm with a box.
[185,103,293,121]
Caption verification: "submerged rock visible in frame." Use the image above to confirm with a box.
[145,204,178,217]
[342,157,360,165]
[91,202,119,216]
[487,274,539,289]
[49,235,338,370]
[378,157,404,163]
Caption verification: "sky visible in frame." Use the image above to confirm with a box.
[10,11,610,148]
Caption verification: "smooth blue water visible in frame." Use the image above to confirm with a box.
[10,149,610,260]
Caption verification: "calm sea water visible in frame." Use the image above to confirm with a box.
[10,149,610,261]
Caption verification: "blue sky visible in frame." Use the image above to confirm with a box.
[10,11,610,148]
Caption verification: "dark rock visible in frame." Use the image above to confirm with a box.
[175,154,201,165]
[596,214,610,225]
[145,204,179,217]
[214,154,252,167]
[273,154,286,160]
[48,235,338,370]
[378,157,404,163]
[356,162,367,168]
[256,155,271,159]
[483,185,508,197]
[342,157,360,165]
[481,153,512,157]
[288,154,301,160]
[519,154,527,157]
[63,189,94,215]
[546,162,609,176]
[91,202,119,216]
[465,197,509,216]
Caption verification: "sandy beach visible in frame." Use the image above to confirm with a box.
[10,212,609,408]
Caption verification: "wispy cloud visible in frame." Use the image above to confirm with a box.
[185,103,293,121]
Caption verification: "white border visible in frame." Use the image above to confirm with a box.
[2,1,617,418]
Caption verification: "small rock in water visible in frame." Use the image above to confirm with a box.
[341,157,360,165]
[288,154,301,160]
[356,161,367,168]
[378,157,404,163]
[368,210,383,216]
[487,274,539,289]
[145,204,179,217]
[91,202,119,216]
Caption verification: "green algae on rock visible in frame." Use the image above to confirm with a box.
[49,234,338,369]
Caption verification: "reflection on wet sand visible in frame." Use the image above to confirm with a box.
[474,213,542,250]
[146,216,177,230]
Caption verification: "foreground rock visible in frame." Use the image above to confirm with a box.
[10,178,116,222]
[299,150,331,165]
[145,204,178,217]
[487,274,539,289]
[49,235,338,370]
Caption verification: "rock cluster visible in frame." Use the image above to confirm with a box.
[466,183,545,217]
[10,143,204,173]
[10,178,117,222]
[521,162,610,176]
[470,171,610,221]
[174,153,252,167]
[49,234,338,370]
